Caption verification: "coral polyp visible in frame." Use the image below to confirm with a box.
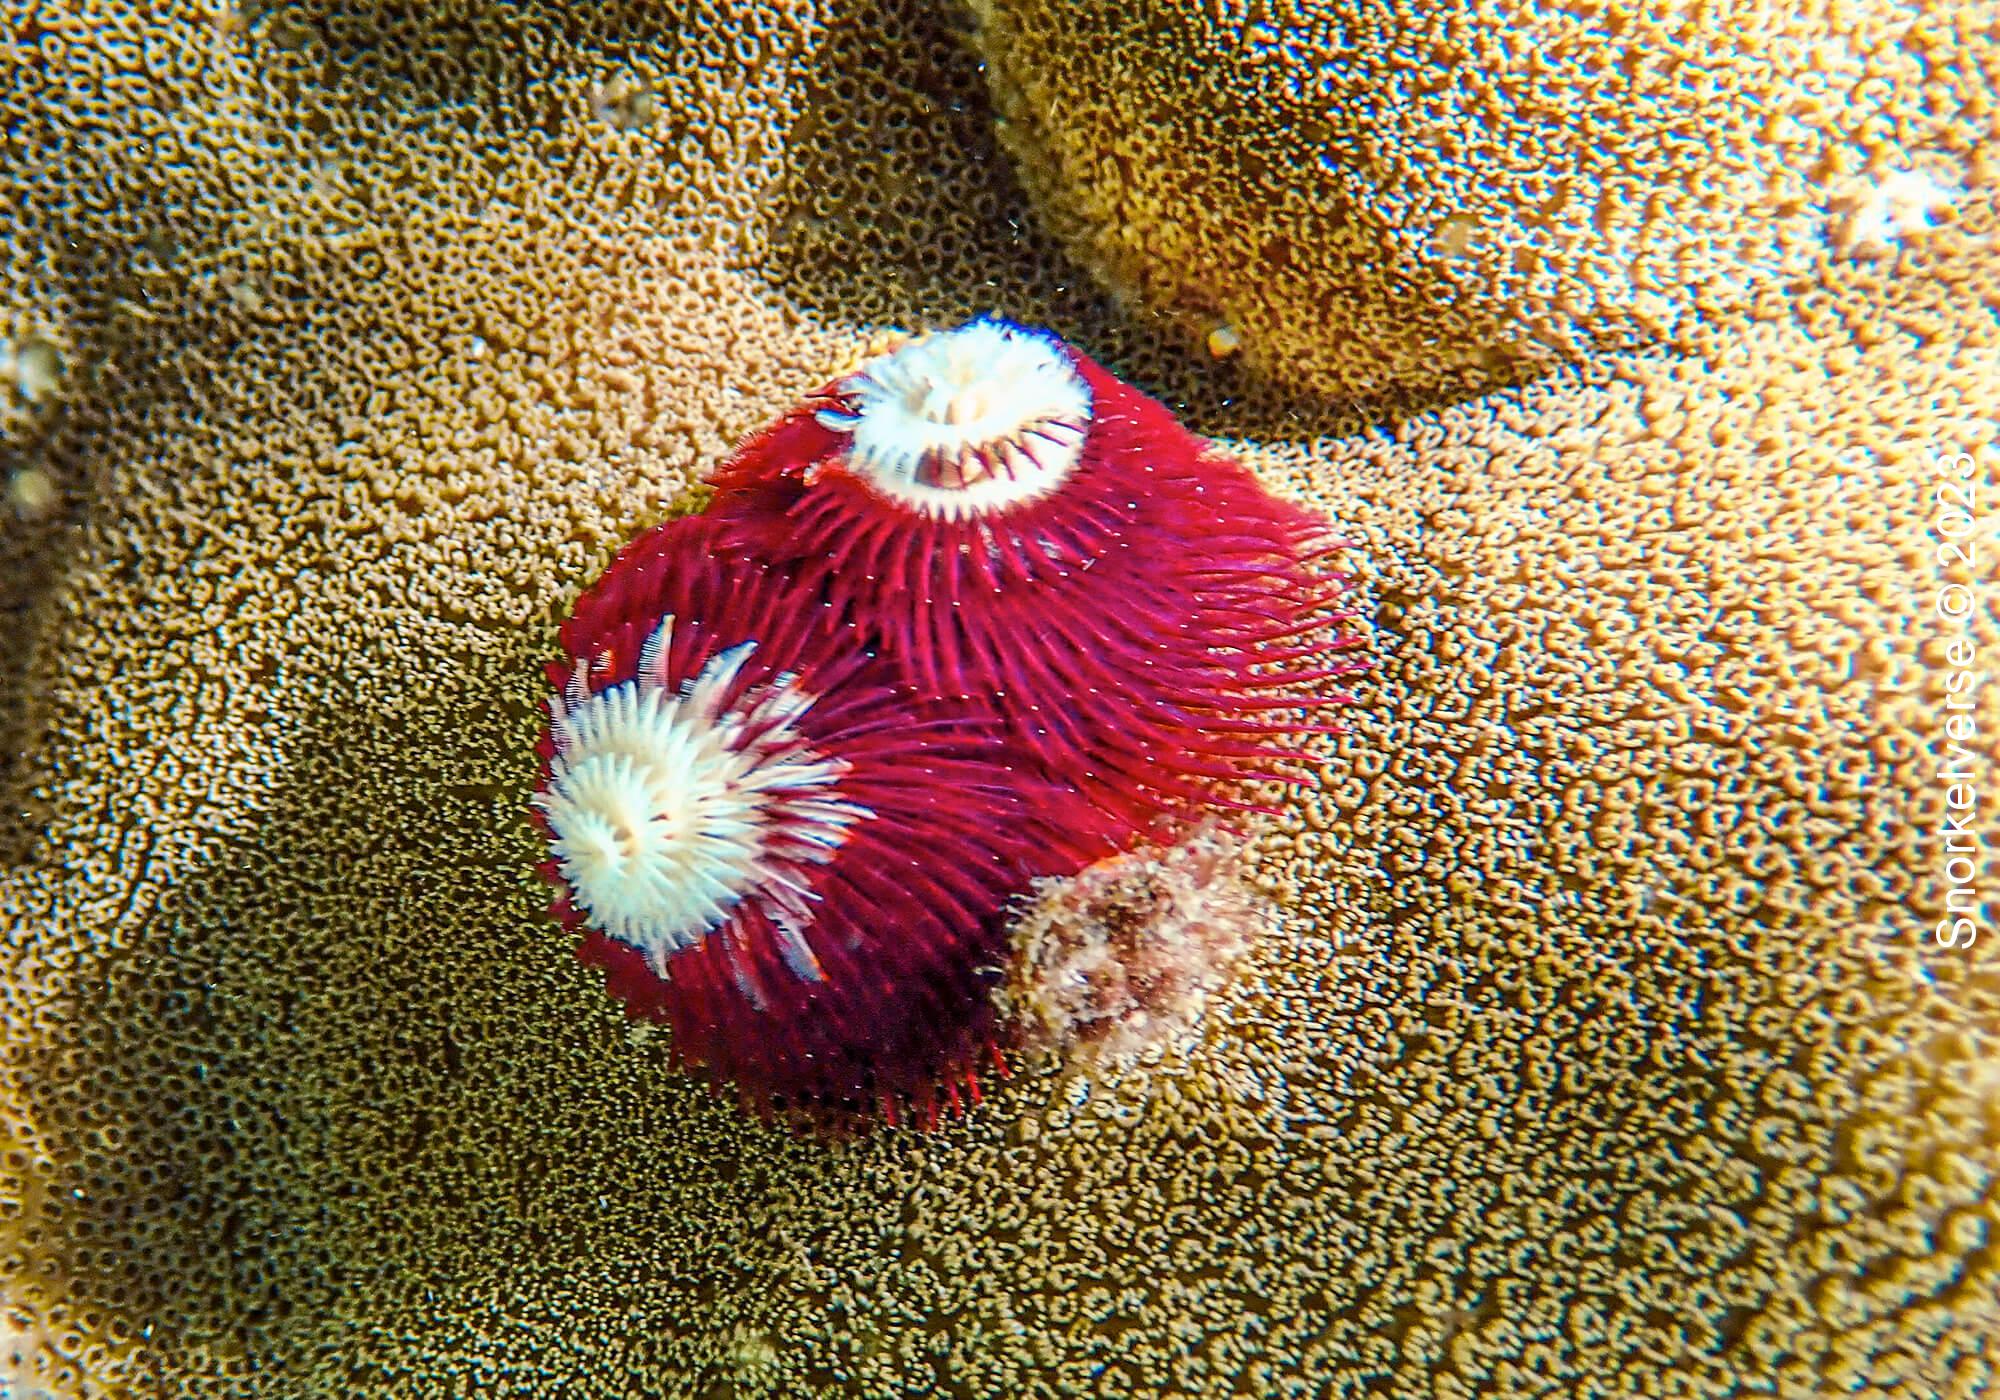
[711,318,1365,829]
[535,515,1121,1122]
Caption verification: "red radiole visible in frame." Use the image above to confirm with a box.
[709,317,1364,829]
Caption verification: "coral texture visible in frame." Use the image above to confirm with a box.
[1,3,1997,1399]
[963,0,1996,399]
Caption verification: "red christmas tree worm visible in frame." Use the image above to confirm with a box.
[707,317,1365,833]
[534,321,1367,1127]
[533,514,1122,1125]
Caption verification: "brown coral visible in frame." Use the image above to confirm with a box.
[963,0,1996,400]
[1,2,1997,1399]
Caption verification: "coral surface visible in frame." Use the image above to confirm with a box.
[1,3,1996,1399]
[964,0,1996,400]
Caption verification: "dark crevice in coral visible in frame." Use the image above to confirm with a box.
[752,0,1516,442]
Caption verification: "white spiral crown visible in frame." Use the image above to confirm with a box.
[813,318,1092,521]
[535,617,871,987]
